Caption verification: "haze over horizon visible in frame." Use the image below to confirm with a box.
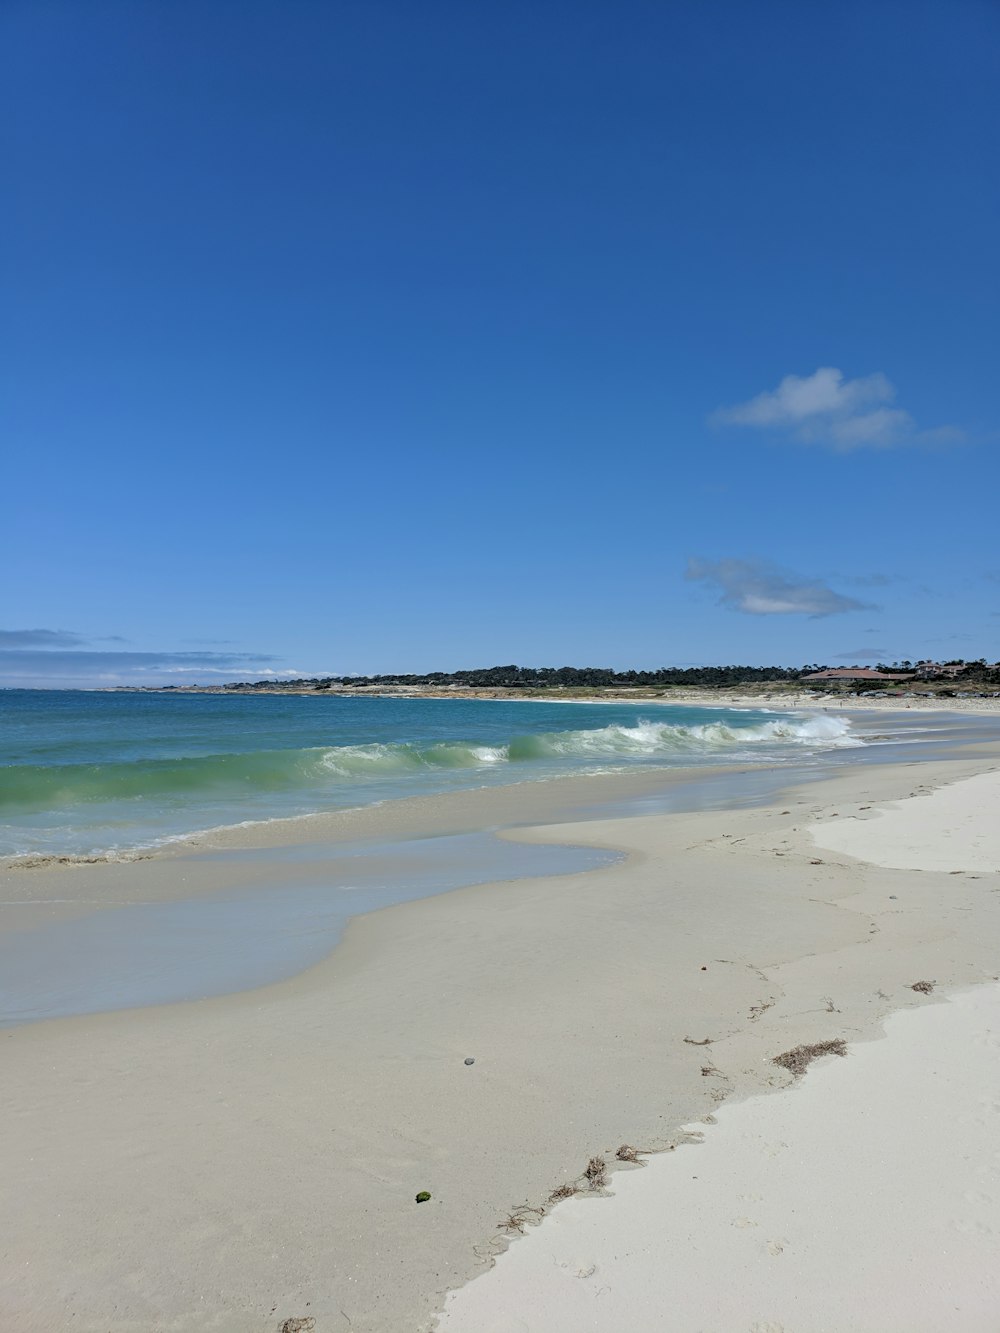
[4,1,997,688]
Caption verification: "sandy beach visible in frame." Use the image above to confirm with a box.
[440,980,1000,1332]
[10,0,996,1326]
[440,766,1000,1332]
[2,722,999,1330]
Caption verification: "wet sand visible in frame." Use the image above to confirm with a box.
[1,736,999,1330]
[439,767,1000,1331]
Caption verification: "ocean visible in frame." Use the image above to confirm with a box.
[0,690,862,858]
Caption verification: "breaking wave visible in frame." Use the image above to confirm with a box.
[1,714,859,813]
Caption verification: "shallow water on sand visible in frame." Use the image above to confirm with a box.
[4,708,998,1026]
[0,833,619,1025]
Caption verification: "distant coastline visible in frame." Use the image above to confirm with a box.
[105,683,1000,710]
[99,658,1000,710]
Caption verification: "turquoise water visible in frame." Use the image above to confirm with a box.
[0,691,862,857]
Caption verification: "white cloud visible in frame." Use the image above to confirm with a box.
[686,558,871,617]
[711,368,962,451]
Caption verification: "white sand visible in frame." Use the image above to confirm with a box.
[438,983,1000,1333]
[812,769,1000,872]
[439,767,1000,1332]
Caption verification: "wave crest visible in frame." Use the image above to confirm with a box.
[0,713,858,813]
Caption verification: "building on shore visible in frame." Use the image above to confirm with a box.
[802,668,916,683]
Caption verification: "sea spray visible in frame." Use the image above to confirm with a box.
[0,692,864,857]
[2,714,858,813]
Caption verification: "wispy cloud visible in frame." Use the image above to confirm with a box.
[710,368,963,451]
[833,648,888,661]
[0,628,86,648]
[0,649,289,689]
[685,557,871,617]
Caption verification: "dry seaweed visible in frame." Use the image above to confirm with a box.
[498,1205,543,1234]
[584,1156,608,1190]
[772,1038,848,1078]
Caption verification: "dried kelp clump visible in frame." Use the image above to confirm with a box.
[772,1038,848,1078]
[584,1156,608,1190]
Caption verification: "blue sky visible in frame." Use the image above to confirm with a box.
[3,0,998,687]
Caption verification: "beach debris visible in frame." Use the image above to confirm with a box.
[889,894,897,899]
[464,1057,475,1065]
[700,965,708,971]
[810,858,824,865]
[498,1205,543,1234]
[683,1036,713,1045]
[584,1156,608,1190]
[772,1038,848,1078]
[615,1144,640,1162]
[280,1320,316,1333]
[548,1183,578,1202]
[415,1191,431,1203]
[910,980,935,994]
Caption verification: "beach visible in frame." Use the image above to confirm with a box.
[1,704,999,1330]
[10,0,997,1325]
[440,981,1000,1333]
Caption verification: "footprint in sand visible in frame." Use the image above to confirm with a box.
[750,1322,785,1333]
[558,1259,598,1280]
[963,1189,993,1207]
[953,1217,994,1237]
[765,1239,786,1256]
[958,1100,1000,1130]
[732,1216,758,1229]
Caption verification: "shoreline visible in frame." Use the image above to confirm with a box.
[3,739,1000,1330]
[439,977,1000,1332]
[5,700,995,871]
[439,767,1000,1330]
[1,693,858,867]
[82,683,1000,713]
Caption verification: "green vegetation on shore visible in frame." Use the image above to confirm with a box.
[160,659,1000,698]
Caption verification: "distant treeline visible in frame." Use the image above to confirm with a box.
[217,659,1000,692]
[227,664,811,690]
